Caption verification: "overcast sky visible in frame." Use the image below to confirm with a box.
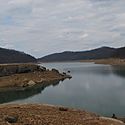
[0,0,125,57]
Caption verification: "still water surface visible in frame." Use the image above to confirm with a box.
[1,62,125,116]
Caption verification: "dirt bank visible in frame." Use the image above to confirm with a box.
[0,104,123,125]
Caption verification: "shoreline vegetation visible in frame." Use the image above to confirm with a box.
[0,63,124,124]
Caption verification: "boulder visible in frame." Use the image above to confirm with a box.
[62,72,67,75]
[27,80,36,86]
[39,66,46,71]
[52,68,59,73]
[59,107,68,111]
[5,116,18,123]
[22,80,36,87]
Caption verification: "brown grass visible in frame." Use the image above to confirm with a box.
[0,70,69,88]
[0,104,123,125]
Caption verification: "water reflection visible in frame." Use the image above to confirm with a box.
[111,66,125,78]
[0,80,60,104]
[64,66,112,75]
[64,65,125,78]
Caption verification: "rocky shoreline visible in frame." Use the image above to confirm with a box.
[0,63,71,89]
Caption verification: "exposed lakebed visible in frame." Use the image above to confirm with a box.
[2,62,125,117]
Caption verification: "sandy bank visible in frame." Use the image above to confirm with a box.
[0,104,124,125]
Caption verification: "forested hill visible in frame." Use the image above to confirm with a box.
[0,47,36,64]
[113,47,125,58]
[38,46,125,62]
[1,46,125,63]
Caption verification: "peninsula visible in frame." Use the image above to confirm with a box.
[0,63,71,89]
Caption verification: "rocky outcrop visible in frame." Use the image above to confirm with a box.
[51,68,59,73]
[0,64,46,77]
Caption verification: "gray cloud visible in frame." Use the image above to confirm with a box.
[0,0,125,57]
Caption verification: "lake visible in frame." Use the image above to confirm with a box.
[2,62,125,117]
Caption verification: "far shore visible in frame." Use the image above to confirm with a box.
[80,58,125,65]
[39,58,125,66]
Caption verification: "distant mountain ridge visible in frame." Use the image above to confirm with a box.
[0,47,36,64]
[0,46,125,63]
[38,46,125,62]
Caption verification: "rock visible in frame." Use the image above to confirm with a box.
[112,114,117,119]
[22,80,36,87]
[62,72,67,75]
[22,83,29,87]
[59,107,68,111]
[52,68,59,73]
[61,78,65,82]
[39,66,46,71]
[5,116,18,123]
[27,80,36,86]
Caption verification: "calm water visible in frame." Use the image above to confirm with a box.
[2,62,125,117]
